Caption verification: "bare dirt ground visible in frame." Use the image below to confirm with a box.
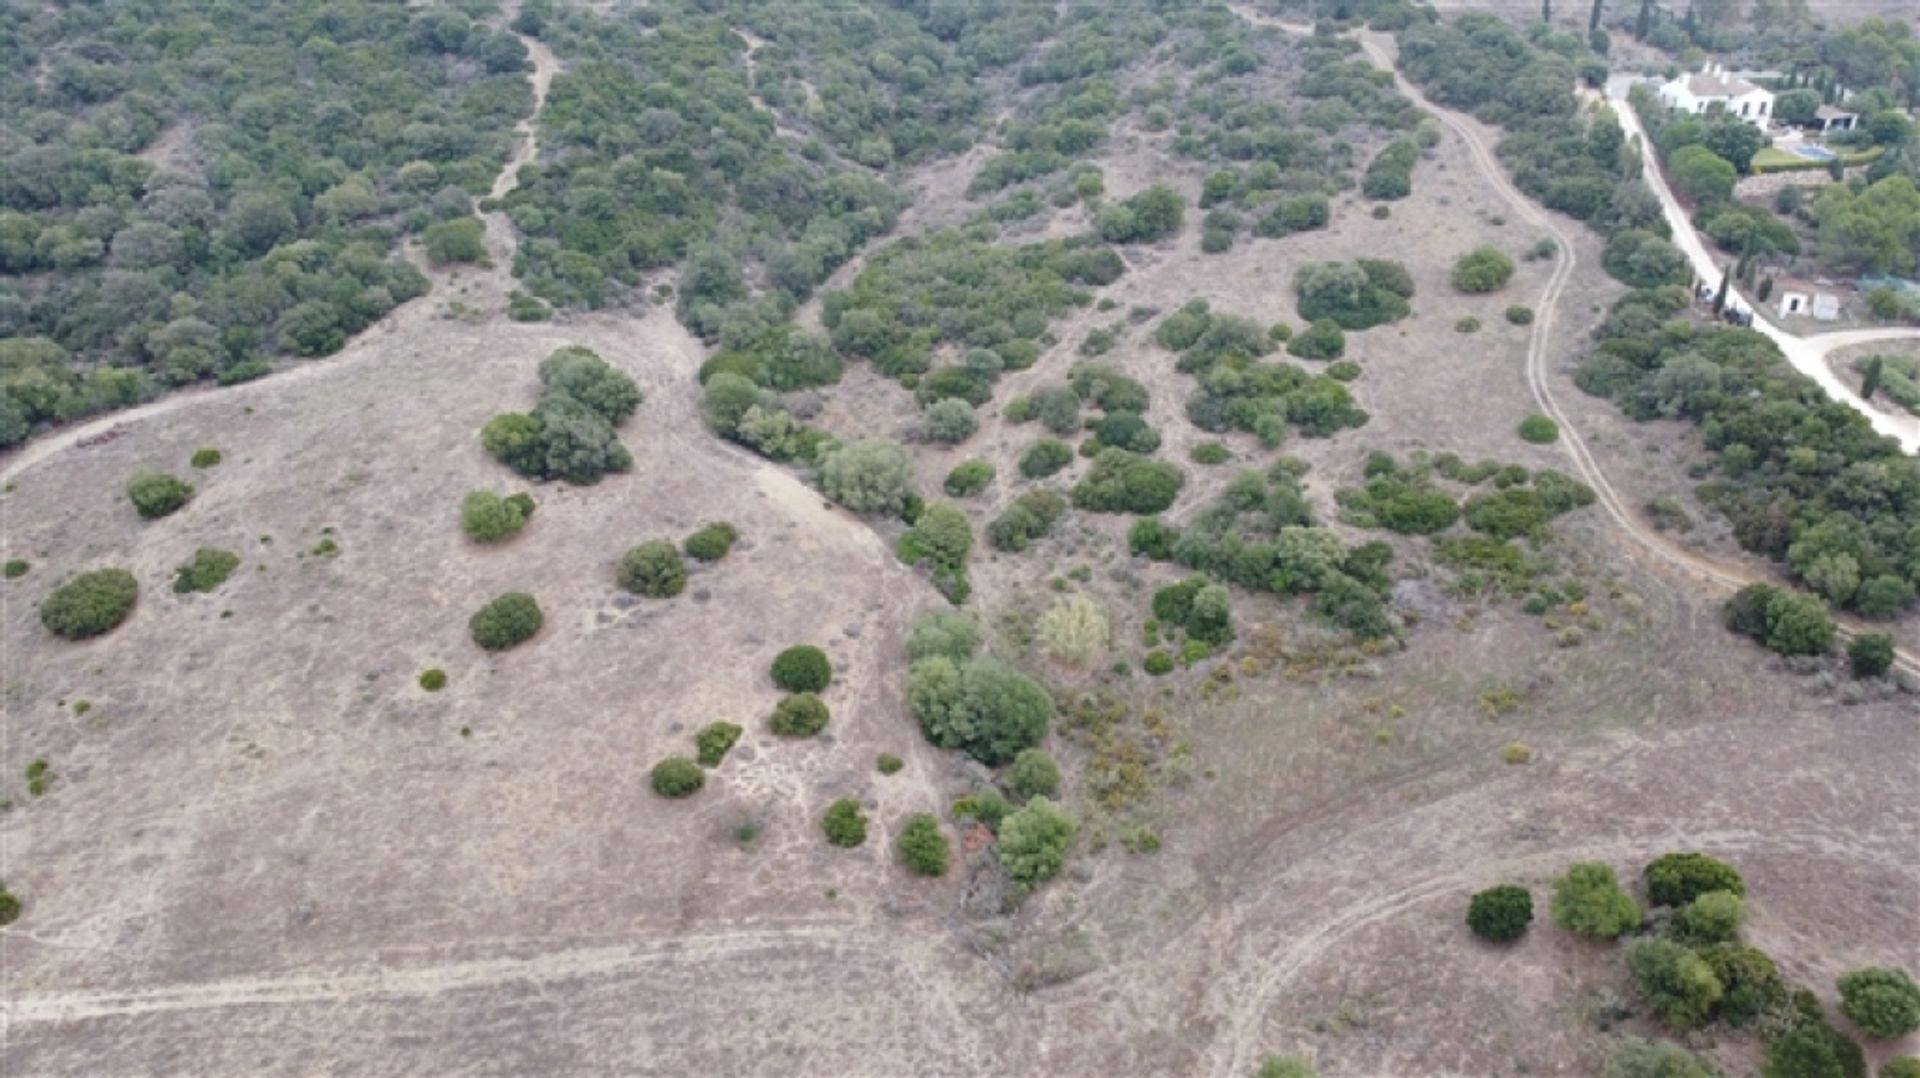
[3,13,1917,1078]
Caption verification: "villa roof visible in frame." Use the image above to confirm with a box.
[1682,72,1765,99]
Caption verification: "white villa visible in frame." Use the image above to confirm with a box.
[1657,65,1775,128]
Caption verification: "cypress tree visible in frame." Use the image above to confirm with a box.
[1712,266,1730,314]
[1861,356,1885,400]
[1590,0,1604,32]
[1635,0,1654,39]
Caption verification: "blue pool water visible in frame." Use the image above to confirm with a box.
[1793,145,1837,161]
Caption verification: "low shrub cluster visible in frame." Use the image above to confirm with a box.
[171,548,240,594]
[127,472,194,519]
[469,592,542,650]
[1019,438,1075,480]
[482,347,640,484]
[1006,749,1061,801]
[650,757,705,799]
[997,797,1076,887]
[988,490,1068,553]
[620,541,687,598]
[1549,861,1640,940]
[1132,461,1396,640]
[1071,448,1184,515]
[684,522,738,562]
[1722,583,1835,659]
[944,459,995,498]
[896,813,949,876]
[460,490,533,543]
[907,643,1051,766]
[41,568,139,639]
[695,722,743,767]
[768,693,830,737]
[822,798,868,848]
[1150,576,1234,650]
[899,502,974,604]
[770,645,832,693]
[1362,138,1419,200]
[1451,245,1516,293]
[1294,259,1414,330]
[1157,301,1366,441]
[818,439,915,517]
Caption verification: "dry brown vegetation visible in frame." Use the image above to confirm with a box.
[2,11,1914,1078]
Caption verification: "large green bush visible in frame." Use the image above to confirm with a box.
[822,798,868,848]
[469,592,542,650]
[1837,967,1920,1039]
[1628,938,1726,1032]
[1762,1018,1866,1078]
[171,548,240,594]
[768,693,830,737]
[538,347,642,424]
[1847,634,1894,678]
[1466,884,1533,942]
[620,541,687,598]
[996,797,1076,887]
[905,611,982,662]
[988,489,1067,552]
[424,216,486,265]
[460,490,529,543]
[771,645,832,693]
[819,439,914,517]
[1550,861,1640,940]
[650,757,705,799]
[1451,246,1516,293]
[907,655,1051,765]
[40,569,138,639]
[1675,890,1746,944]
[127,471,194,519]
[1287,319,1346,359]
[1518,414,1559,444]
[1645,852,1746,907]
[1019,438,1075,480]
[896,813,950,876]
[1293,259,1415,330]
[944,458,995,497]
[1071,449,1183,514]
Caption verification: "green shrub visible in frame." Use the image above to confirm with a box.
[538,346,642,424]
[1007,749,1062,801]
[1763,1018,1867,1078]
[696,721,743,767]
[460,490,528,543]
[944,458,995,497]
[1699,943,1790,1028]
[127,471,194,519]
[1837,967,1920,1039]
[40,568,138,639]
[1518,414,1560,444]
[1294,259,1414,330]
[684,521,738,562]
[1071,449,1183,515]
[876,753,904,775]
[190,447,222,468]
[171,547,240,594]
[1255,1057,1317,1078]
[1675,890,1746,944]
[822,798,868,847]
[1288,319,1346,360]
[997,797,1076,887]
[419,668,447,692]
[1879,1059,1920,1078]
[505,492,535,519]
[925,398,978,443]
[952,789,1013,832]
[1020,437,1075,479]
[507,291,551,322]
[1550,861,1641,940]
[1143,650,1175,676]
[1451,245,1516,293]
[1190,441,1229,465]
[988,489,1068,552]
[1603,1038,1716,1078]
[4,559,28,579]
[1466,884,1533,942]
[819,438,914,516]
[1629,938,1726,1031]
[905,610,982,662]
[650,757,705,799]
[907,656,1050,765]
[1326,360,1362,382]
[771,645,832,693]
[1506,305,1535,325]
[769,693,830,737]
[1645,852,1745,907]
[1724,586,1835,658]
[896,813,950,876]
[424,216,486,265]
[0,884,19,925]
[469,592,543,650]
[619,541,687,598]
[1848,634,1894,678]
[1455,316,1482,333]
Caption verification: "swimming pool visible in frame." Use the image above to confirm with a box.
[1793,145,1837,161]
